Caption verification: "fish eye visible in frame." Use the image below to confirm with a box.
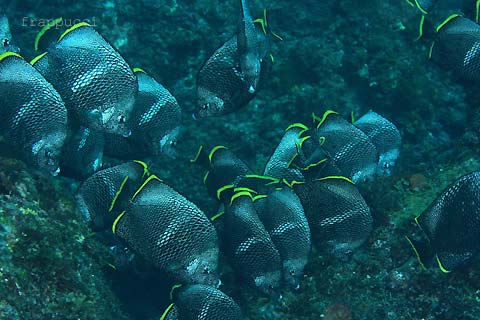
[289,270,295,276]
[2,38,9,47]
[169,140,177,146]
[118,115,126,124]
[203,266,211,274]
[201,103,209,110]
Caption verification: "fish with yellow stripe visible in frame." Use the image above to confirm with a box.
[218,190,282,295]
[104,68,182,159]
[194,1,272,118]
[112,175,220,285]
[76,161,149,230]
[254,188,311,289]
[160,284,246,320]
[312,110,379,183]
[430,14,480,81]
[407,171,480,272]
[0,52,67,175]
[31,22,136,136]
[293,176,373,258]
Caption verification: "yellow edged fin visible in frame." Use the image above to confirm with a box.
[131,175,162,200]
[301,158,328,171]
[254,18,267,35]
[272,31,284,41]
[435,255,451,273]
[252,194,267,201]
[477,0,480,23]
[169,284,183,300]
[133,67,147,74]
[230,190,253,205]
[58,21,92,42]
[317,175,354,184]
[106,262,117,270]
[405,236,427,271]
[428,41,435,59]
[414,0,428,14]
[234,187,258,194]
[245,174,279,182]
[316,110,339,129]
[217,184,234,200]
[209,145,227,163]
[133,160,150,178]
[203,171,209,185]
[108,175,129,212]
[34,17,62,51]
[282,178,304,188]
[210,211,225,222]
[275,187,283,191]
[0,51,22,62]
[350,111,355,124]
[415,15,425,41]
[269,54,275,63]
[436,14,463,33]
[111,210,126,234]
[405,0,415,7]
[286,152,298,168]
[30,52,48,65]
[159,303,175,320]
[286,122,309,132]
[190,145,203,163]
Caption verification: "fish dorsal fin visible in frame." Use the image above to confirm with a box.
[34,17,62,51]
[133,160,150,178]
[30,52,48,65]
[315,110,339,129]
[0,51,22,62]
[209,145,228,163]
[131,174,162,200]
[436,14,463,33]
[316,175,354,184]
[132,67,147,74]
[58,21,92,42]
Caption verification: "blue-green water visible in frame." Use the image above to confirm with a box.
[1,0,480,319]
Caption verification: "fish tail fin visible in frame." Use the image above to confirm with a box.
[34,17,63,51]
[190,145,210,168]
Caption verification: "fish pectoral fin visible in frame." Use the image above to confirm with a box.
[405,236,434,270]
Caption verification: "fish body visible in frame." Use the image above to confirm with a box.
[76,161,148,231]
[60,126,104,179]
[104,70,182,159]
[221,192,282,295]
[195,36,255,118]
[114,176,220,285]
[408,171,480,272]
[314,111,378,182]
[32,23,136,136]
[294,176,372,258]
[255,188,311,288]
[0,52,67,175]
[353,111,401,176]
[0,15,19,53]
[166,284,246,320]
[431,15,480,81]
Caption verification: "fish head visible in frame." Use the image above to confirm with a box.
[0,15,19,54]
[194,87,227,118]
[377,149,400,176]
[241,52,261,93]
[181,248,219,286]
[31,133,66,176]
[158,126,181,158]
[283,259,307,290]
[95,107,132,137]
[254,270,282,297]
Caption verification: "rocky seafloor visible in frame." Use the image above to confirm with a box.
[1,0,480,319]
